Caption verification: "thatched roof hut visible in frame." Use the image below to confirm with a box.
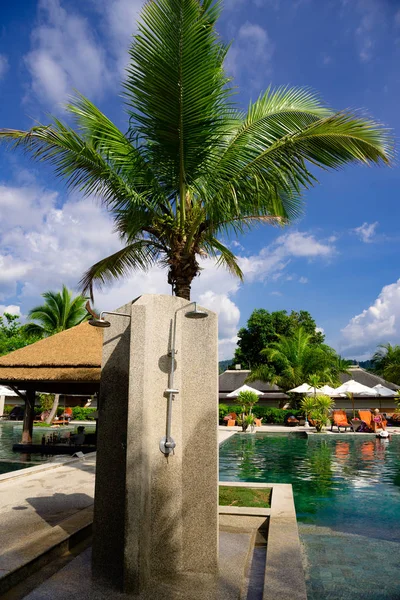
[0,322,103,394]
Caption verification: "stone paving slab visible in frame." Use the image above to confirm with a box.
[22,532,254,600]
[0,454,95,583]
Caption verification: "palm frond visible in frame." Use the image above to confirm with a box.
[80,241,161,296]
[124,0,233,197]
[0,118,155,213]
[202,237,243,280]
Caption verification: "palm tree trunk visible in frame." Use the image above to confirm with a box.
[174,280,191,300]
[45,394,60,424]
[22,390,36,444]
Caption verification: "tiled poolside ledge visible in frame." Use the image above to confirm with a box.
[220,482,308,600]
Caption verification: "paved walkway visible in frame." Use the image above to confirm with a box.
[0,454,95,582]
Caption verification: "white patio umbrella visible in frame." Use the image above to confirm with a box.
[332,380,375,418]
[226,384,263,398]
[319,385,338,396]
[372,384,396,396]
[373,384,396,410]
[288,383,324,395]
[0,386,19,397]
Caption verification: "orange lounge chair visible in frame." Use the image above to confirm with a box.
[330,410,353,432]
[254,418,262,427]
[226,419,236,427]
[359,410,387,431]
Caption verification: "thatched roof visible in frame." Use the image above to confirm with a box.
[0,322,103,393]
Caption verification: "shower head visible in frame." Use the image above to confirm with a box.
[88,317,111,328]
[185,303,208,319]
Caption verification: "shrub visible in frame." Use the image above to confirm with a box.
[251,407,303,424]
[72,407,97,421]
[38,393,55,412]
[219,404,229,423]
[3,404,14,414]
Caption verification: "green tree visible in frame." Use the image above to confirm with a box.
[234,309,324,369]
[25,285,89,337]
[247,328,339,391]
[0,313,40,356]
[1,0,392,301]
[371,343,400,384]
[24,286,90,424]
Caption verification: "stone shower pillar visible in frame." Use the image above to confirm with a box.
[92,295,219,595]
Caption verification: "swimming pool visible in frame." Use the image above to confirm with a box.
[219,433,400,600]
[0,422,95,474]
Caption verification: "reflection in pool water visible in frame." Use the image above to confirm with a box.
[0,422,95,474]
[219,433,400,600]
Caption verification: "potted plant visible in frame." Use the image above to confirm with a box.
[237,391,260,432]
[301,395,334,433]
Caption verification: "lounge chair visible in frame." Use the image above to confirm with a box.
[330,410,353,432]
[359,410,387,431]
[254,418,262,427]
[7,406,24,421]
[224,412,238,427]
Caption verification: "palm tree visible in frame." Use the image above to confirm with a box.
[248,328,338,392]
[0,0,392,301]
[372,343,400,384]
[25,285,89,337]
[25,285,90,423]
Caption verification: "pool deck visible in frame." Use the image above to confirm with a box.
[218,424,400,436]
[3,425,395,598]
[0,453,96,597]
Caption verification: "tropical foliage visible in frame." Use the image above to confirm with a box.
[0,313,40,356]
[301,395,335,432]
[247,327,351,392]
[24,285,90,424]
[236,389,260,431]
[234,309,325,369]
[371,343,400,385]
[25,285,89,337]
[0,0,392,300]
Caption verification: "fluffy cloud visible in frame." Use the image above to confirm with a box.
[225,22,274,87]
[24,0,111,107]
[353,221,378,243]
[0,55,9,80]
[0,305,21,317]
[340,279,400,357]
[0,176,337,359]
[93,0,142,74]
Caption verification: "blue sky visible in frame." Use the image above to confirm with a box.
[0,0,399,360]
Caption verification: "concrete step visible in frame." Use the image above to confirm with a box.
[0,506,93,597]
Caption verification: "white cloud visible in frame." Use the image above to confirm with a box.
[353,221,378,243]
[0,55,9,80]
[340,279,400,357]
[299,277,308,284]
[93,0,142,75]
[0,305,21,317]
[0,176,337,360]
[225,22,274,87]
[316,327,325,335]
[353,0,388,63]
[275,231,335,258]
[24,0,111,108]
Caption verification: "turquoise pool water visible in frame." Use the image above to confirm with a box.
[0,423,95,474]
[219,433,400,600]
